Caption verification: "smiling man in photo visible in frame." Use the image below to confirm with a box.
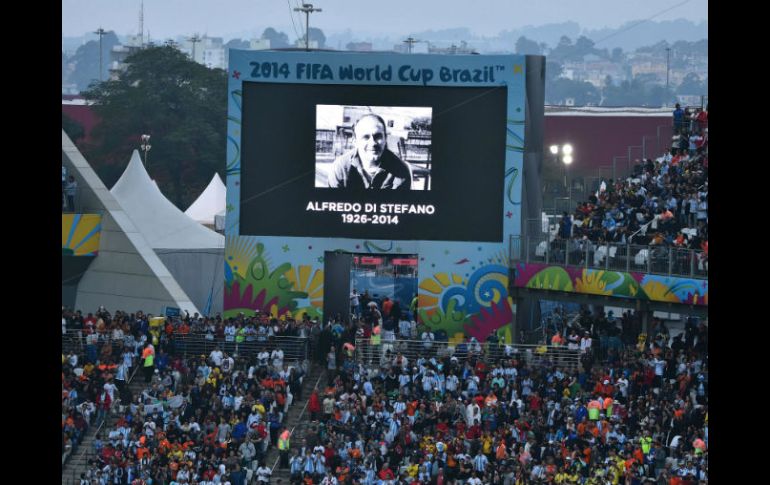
[327,113,412,190]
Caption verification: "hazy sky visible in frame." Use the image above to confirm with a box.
[63,0,708,40]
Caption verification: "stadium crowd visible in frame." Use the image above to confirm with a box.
[62,307,319,485]
[550,105,708,270]
[279,300,708,485]
[63,290,707,485]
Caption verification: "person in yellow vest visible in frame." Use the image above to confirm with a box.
[278,426,291,469]
[640,430,652,455]
[369,324,381,365]
[142,343,155,383]
[587,396,602,421]
[603,397,614,418]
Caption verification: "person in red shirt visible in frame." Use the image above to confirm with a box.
[382,297,393,318]
[378,463,395,480]
[529,392,542,412]
[308,389,321,421]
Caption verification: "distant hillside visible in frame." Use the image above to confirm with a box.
[583,19,708,50]
[325,18,708,54]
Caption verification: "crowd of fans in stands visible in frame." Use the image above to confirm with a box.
[64,289,708,485]
[281,300,708,485]
[550,105,708,270]
[62,307,324,485]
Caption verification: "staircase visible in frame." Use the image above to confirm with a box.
[265,362,325,484]
[61,366,142,485]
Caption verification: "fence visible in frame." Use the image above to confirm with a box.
[62,330,312,363]
[512,235,707,279]
[354,338,581,370]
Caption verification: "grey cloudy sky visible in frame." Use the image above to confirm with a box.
[63,0,708,39]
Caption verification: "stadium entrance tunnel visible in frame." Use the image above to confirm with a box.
[323,251,418,322]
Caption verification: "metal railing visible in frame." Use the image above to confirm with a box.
[61,330,311,363]
[354,338,581,370]
[511,235,707,279]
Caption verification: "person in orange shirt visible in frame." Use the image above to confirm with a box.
[484,391,498,408]
[136,445,150,461]
[495,440,507,460]
[382,297,393,318]
[551,331,564,347]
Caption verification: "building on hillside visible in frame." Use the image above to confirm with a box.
[346,42,373,52]
[109,44,142,80]
[392,41,430,54]
[562,54,628,88]
[295,39,320,49]
[249,38,271,50]
[180,35,225,69]
[428,41,475,55]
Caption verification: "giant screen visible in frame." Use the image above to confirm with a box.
[239,82,507,241]
[226,51,528,339]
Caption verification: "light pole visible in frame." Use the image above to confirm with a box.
[549,143,574,210]
[665,47,671,101]
[294,3,322,51]
[140,134,151,169]
[94,27,106,82]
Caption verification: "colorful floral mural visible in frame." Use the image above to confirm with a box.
[62,214,101,256]
[512,262,708,306]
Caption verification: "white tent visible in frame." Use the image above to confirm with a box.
[111,151,225,315]
[185,173,226,227]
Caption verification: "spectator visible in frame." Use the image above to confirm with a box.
[65,175,77,212]
[673,103,685,134]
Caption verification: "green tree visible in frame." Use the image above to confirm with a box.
[308,27,326,48]
[549,36,574,61]
[546,78,600,106]
[602,75,674,107]
[515,36,541,55]
[225,38,250,50]
[69,31,120,92]
[677,73,705,95]
[82,46,227,209]
[545,61,563,82]
[261,28,290,48]
[573,36,596,58]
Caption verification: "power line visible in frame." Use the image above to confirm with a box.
[593,0,693,46]
[286,0,302,45]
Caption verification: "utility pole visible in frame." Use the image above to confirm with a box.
[94,27,106,82]
[403,37,417,54]
[294,3,322,51]
[665,47,671,98]
[188,34,201,62]
[139,0,144,47]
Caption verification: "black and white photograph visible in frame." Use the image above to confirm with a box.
[315,105,433,190]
